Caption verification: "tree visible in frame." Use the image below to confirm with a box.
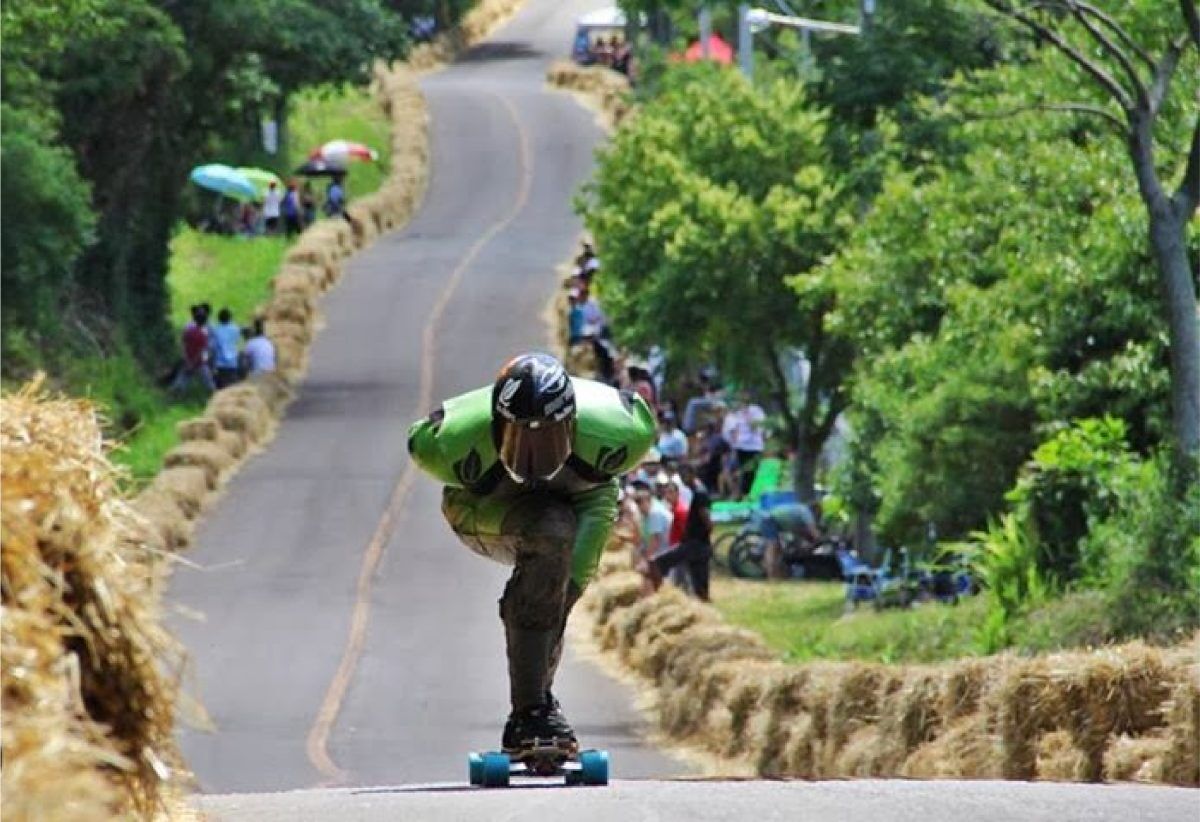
[981,0,1200,477]
[830,100,1171,543]
[579,64,854,498]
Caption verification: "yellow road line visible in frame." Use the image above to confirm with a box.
[305,93,535,784]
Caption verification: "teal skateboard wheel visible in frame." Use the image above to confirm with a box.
[481,752,511,787]
[578,749,609,786]
[468,752,484,786]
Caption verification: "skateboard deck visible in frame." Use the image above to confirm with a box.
[468,743,609,787]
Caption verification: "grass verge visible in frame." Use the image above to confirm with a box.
[710,576,986,664]
[116,84,392,488]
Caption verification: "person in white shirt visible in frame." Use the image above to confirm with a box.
[241,319,276,375]
[633,480,672,598]
[723,396,766,497]
[262,182,282,234]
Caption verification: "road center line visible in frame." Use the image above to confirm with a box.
[305,92,535,784]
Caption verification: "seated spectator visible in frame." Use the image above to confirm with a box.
[209,307,243,388]
[241,319,276,375]
[656,413,689,462]
[754,501,822,579]
[171,305,215,393]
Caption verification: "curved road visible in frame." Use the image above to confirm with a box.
[172,0,686,794]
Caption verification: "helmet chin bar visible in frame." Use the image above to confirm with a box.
[502,459,568,485]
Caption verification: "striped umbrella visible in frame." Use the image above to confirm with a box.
[308,140,378,168]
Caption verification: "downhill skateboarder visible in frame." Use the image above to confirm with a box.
[407,353,655,754]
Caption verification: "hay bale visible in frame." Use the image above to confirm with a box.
[1156,674,1200,786]
[263,290,315,326]
[1,385,187,818]
[272,264,324,296]
[162,440,233,491]
[215,428,247,460]
[1036,729,1089,781]
[150,466,210,519]
[901,714,998,779]
[264,317,312,347]
[1104,733,1170,782]
[993,658,1066,779]
[246,371,295,414]
[129,487,191,552]
[175,417,219,443]
[871,668,944,771]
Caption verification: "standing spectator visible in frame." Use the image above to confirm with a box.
[653,484,713,601]
[578,289,606,337]
[567,290,586,346]
[262,181,282,234]
[632,480,671,598]
[575,241,600,286]
[723,395,766,498]
[241,318,276,375]
[301,181,318,227]
[209,308,242,388]
[659,477,692,592]
[171,305,215,393]
[282,181,303,237]
[656,413,689,462]
[325,174,346,217]
[237,201,261,236]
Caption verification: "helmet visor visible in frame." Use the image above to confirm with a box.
[498,418,573,483]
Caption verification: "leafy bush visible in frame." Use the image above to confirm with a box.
[1007,417,1136,584]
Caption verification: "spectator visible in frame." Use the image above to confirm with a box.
[656,413,688,462]
[209,307,243,388]
[567,290,586,346]
[578,289,606,337]
[325,175,346,217]
[171,305,215,393]
[723,394,766,498]
[575,241,600,286]
[301,181,318,227]
[653,485,713,601]
[755,501,822,579]
[241,318,276,375]
[282,181,303,237]
[695,421,731,495]
[237,201,261,236]
[682,378,724,434]
[262,181,282,234]
[632,480,671,598]
[612,40,632,76]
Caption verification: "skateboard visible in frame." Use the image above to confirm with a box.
[467,742,609,787]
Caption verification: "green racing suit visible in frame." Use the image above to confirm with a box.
[407,375,655,713]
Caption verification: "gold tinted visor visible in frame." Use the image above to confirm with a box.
[498,418,573,483]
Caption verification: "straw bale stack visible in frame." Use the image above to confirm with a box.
[176,417,220,443]
[578,524,1200,785]
[2,386,186,819]
[151,466,211,520]
[545,60,635,129]
[162,440,234,491]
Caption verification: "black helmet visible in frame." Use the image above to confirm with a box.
[492,353,576,483]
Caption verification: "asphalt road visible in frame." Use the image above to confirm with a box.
[170,0,687,795]
[197,778,1198,821]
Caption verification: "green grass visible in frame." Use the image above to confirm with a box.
[711,577,986,664]
[287,84,392,201]
[168,230,289,329]
[112,401,206,486]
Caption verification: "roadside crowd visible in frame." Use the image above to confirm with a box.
[208,176,347,238]
[168,303,277,393]
[562,242,803,602]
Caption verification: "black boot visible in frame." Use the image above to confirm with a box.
[501,699,577,753]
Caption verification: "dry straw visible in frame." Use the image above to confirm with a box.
[2,384,187,820]
[581,520,1199,785]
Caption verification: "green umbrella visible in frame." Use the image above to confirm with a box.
[236,167,283,199]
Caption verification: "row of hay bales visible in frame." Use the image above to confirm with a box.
[545,60,635,129]
[1,387,189,821]
[406,0,528,72]
[128,65,432,557]
[581,541,1200,786]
